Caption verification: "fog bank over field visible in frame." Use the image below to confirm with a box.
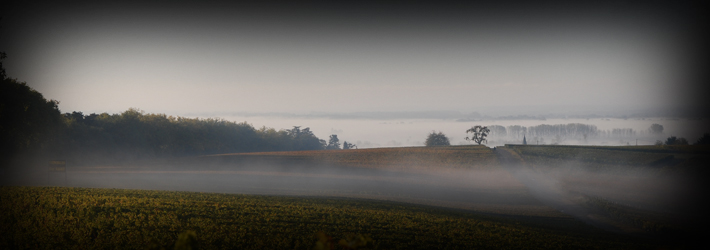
[206,114,709,148]
[1,161,549,217]
[4,145,705,233]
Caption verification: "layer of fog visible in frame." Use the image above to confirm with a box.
[509,166,694,216]
[1,162,545,217]
[212,115,709,148]
[495,148,706,232]
[3,150,704,233]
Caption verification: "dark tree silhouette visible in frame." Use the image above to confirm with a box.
[1,53,64,167]
[287,126,326,151]
[465,125,490,145]
[648,124,664,134]
[342,141,356,149]
[665,136,688,145]
[696,133,710,145]
[326,134,341,150]
[0,52,7,80]
[425,131,450,146]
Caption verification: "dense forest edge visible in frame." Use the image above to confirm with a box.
[1,53,341,168]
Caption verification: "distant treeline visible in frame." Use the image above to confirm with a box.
[489,124,601,140]
[488,124,662,140]
[60,109,326,160]
[487,124,649,145]
[5,105,329,166]
[1,55,330,166]
[486,123,709,146]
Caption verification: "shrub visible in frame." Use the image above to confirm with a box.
[425,131,450,146]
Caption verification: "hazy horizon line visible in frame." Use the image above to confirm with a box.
[66,107,704,121]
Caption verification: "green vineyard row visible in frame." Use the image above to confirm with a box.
[0,186,646,249]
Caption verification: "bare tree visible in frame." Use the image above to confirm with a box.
[465,125,490,145]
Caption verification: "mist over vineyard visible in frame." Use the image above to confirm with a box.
[4,144,704,225]
[2,0,709,248]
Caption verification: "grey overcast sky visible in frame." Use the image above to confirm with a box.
[1,1,706,117]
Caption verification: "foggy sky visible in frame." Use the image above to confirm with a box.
[1,1,706,117]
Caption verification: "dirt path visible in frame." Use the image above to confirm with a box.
[494,147,626,234]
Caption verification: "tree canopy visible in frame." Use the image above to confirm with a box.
[56,111,329,164]
[425,131,450,146]
[465,125,490,145]
[664,136,688,145]
[1,54,64,166]
[696,133,710,145]
[326,134,341,150]
[648,124,664,134]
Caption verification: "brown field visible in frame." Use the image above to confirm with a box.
[205,145,499,172]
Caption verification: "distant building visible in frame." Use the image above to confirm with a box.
[523,135,527,145]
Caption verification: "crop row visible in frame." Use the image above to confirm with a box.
[0,186,646,249]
